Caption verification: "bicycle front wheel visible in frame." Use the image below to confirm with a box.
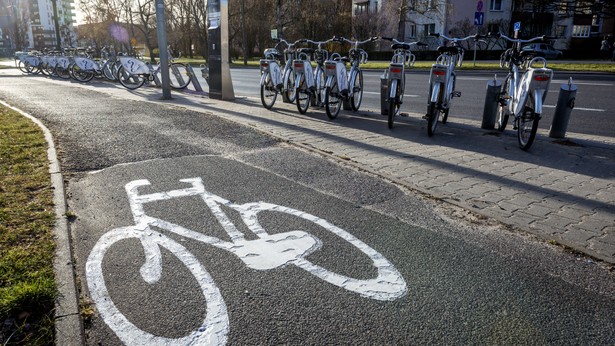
[260,72,278,109]
[117,66,147,90]
[350,69,363,111]
[86,227,229,345]
[325,81,342,119]
[518,106,540,150]
[168,63,191,89]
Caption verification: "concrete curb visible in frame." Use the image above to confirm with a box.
[0,101,85,345]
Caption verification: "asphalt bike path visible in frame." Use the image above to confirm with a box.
[0,69,614,344]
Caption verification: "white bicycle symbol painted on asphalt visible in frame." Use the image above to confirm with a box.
[86,177,407,345]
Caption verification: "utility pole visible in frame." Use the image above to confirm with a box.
[51,0,61,49]
[155,0,171,99]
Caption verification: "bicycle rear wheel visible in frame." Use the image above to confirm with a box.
[296,75,311,114]
[427,101,440,136]
[117,66,147,90]
[315,67,326,107]
[260,72,277,109]
[168,63,191,89]
[285,72,296,103]
[350,69,363,111]
[325,81,342,119]
[517,106,540,150]
[496,76,510,132]
[387,79,400,129]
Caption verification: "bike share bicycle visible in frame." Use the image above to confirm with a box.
[293,38,335,114]
[492,33,554,150]
[259,38,301,109]
[426,33,481,136]
[381,37,426,129]
[116,46,191,90]
[324,36,378,119]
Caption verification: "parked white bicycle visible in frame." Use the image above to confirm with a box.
[87,177,407,345]
[259,38,301,109]
[115,47,191,90]
[493,33,555,150]
[426,33,481,136]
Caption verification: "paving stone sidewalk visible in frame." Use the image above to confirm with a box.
[167,91,615,264]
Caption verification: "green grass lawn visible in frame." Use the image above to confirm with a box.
[0,104,56,346]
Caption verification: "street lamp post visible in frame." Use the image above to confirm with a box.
[51,0,61,49]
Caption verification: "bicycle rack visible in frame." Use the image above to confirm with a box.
[185,64,205,93]
[170,64,187,88]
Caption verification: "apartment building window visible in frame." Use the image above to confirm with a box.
[355,2,369,14]
[423,23,435,35]
[407,24,417,38]
[490,0,502,11]
[572,25,591,38]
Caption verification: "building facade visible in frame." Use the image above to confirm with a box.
[352,0,614,54]
[0,0,76,54]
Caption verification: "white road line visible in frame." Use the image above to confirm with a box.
[543,105,605,112]
[363,91,420,97]
[552,80,613,86]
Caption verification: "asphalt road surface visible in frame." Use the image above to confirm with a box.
[0,68,613,345]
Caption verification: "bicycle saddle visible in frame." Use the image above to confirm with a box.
[392,43,411,50]
[437,46,462,55]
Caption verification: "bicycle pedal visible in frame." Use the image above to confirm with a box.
[452,91,461,97]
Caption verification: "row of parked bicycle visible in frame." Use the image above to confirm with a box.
[14,46,192,91]
[259,33,557,150]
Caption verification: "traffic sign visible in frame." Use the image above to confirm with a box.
[474,12,484,26]
[514,22,521,32]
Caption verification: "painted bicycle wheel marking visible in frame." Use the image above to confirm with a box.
[86,177,407,344]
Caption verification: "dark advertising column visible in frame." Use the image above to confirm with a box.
[207,0,234,100]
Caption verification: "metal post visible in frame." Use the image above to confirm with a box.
[549,78,577,138]
[481,75,501,129]
[50,0,61,49]
[155,0,171,100]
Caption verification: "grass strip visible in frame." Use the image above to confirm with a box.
[0,104,56,345]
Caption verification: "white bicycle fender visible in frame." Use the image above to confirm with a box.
[336,62,348,92]
[534,89,545,116]
[269,62,282,86]
[389,79,398,99]
[430,83,441,103]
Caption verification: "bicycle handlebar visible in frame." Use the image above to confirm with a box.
[489,33,556,43]
[380,37,428,47]
[430,33,481,42]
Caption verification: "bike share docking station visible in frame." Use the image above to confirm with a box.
[549,78,577,138]
[481,75,501,129]
[207,0,235,100]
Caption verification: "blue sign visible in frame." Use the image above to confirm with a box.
[474,12,484,26]
[514,22,521,31]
